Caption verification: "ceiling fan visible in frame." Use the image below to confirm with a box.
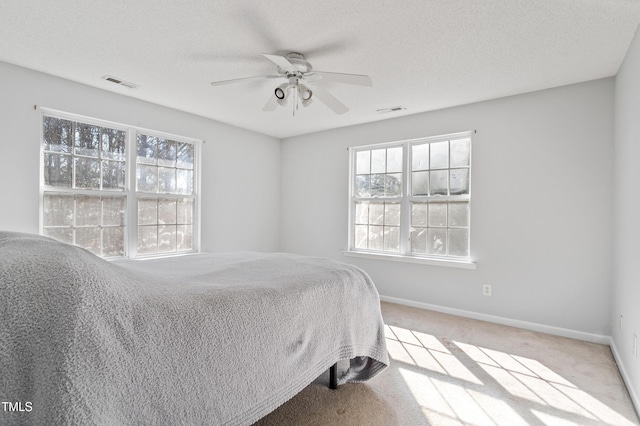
[210,52,372,115]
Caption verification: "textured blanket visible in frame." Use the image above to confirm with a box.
[0,232,388,425]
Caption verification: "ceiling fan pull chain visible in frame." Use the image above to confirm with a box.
[293,84,298,116]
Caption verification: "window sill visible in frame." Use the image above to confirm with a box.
[109,251,201,262]
[342,250,477,270]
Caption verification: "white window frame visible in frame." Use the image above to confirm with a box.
[39,108,202,259]
[346,131,476,269]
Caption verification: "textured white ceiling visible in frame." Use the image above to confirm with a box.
[1,0,639,138]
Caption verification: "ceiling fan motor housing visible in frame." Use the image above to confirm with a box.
[278,52,312,76]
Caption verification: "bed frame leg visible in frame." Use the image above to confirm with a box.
[329,363,338,390]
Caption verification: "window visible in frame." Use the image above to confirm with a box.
[134,133,196,256]
[348,132,472,263]
[41,111,199,259]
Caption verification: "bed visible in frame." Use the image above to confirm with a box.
[0,231,388,425]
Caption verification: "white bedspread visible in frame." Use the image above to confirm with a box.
[0,232,388,425]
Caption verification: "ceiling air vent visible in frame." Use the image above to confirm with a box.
[376,105,406,114]
[102,75,139,89]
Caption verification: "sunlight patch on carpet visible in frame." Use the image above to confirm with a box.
[385,323,636,426]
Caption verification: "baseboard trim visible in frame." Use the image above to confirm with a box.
[379,295,610,345]
[609,338,640,418]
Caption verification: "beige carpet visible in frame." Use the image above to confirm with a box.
[255,301,639,425]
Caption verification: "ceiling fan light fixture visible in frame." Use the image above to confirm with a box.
[298,83,313,107]
[274,87,286,100]
[274,82,290,107]
[273,83,289,106]
[300,87,312,101]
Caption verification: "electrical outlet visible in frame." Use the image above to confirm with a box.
[620,315,624,331]
[483,284,492,296]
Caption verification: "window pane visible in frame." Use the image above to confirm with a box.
[101,128,126,161]
[411,228,427,253]
[385,173,402,197]
[384,226,400,252]
[387,147,402,173]
[137,225,158,254]
[138,199,157,225]
[74,157,100,189]
[450,138,470,167]
[355,202,369,225]
[411,203,428,227]
[43,116,73,153]
[76,227,100,255]
[371,149,386,173]
[369,203,384,225]
[43,194,73,226]
[355,175,370,197]
[103,160,125,190]
[384,203,401,226]
[412,144,429,171]
[42,194,128,259]
[103,197,125,226]
[158,199,177,224]
[177,224,193,251]
[370,174,386,197]
[158,225,177,253]
[356,150,370,175]
[158,167,176,193]
[176,169,193,195]
[177,143,194,169]
[448,229,469,257]
[369,225,384,250]
[103,227,125,258]
[450,169,469,195]
[76,196,102,226]
[427,228,447,255]
[75,123,100,157]
[429,170,448,195]
[44,153,72,188]
[43,227,73,244]
[158,139,177,167]
[428,202,447,227]
[177,198,193,224]
[430,141,449,169]
[354,225,368,249]
[137,165,158,192]
[137,134,157,164]
[449,202,469,227]
[412,171,429,196]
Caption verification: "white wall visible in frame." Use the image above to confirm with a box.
[0,47,632,403]
[613,26,640,409]
[0,61,281,253]
[0,57,620,341]
[281,78,614,337]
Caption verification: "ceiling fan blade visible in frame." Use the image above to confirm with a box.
[310,71,373,87]
[262,53,298,73]
[210,75,279,87]
[309,84,349,115]
[262,95,278,112]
